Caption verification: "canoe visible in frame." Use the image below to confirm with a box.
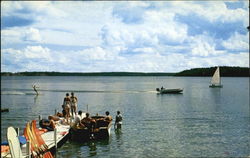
[156,88,183,94]
[69,116,112,142]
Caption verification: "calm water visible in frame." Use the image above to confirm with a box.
[1,76,249,157]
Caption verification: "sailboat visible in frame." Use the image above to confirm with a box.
[209,67,223,88]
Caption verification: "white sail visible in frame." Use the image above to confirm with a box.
[211,67,221,85]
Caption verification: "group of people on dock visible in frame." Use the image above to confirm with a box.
[39,92,123,132]
[62,92,78,120]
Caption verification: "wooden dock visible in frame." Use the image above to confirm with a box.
[41,124,70,152]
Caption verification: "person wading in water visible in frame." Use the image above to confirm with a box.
[114,111,123,129]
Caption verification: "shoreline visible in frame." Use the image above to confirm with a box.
[1,66,249,77]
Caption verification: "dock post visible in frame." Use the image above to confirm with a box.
[55,109,57,115]
[15,127,19,136]
[54,128,57,155]
[26,140,31,158]
[69,117,73,128]
[39,115,42,121]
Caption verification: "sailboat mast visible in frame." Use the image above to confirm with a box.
[218,67,221,84]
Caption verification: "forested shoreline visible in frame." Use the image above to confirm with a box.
[1,66,249,77]
[175,66,249,77]
[0,72,175,76]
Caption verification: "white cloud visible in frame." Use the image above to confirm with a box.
[189,33,225,57]
[1,1,249,72]
[100,8,188,52]
[1,44,248,73]
[222,32,249,51]
[1,27,42,45]
[22,28,41,42]
[32,2,114,47]
[23,46,51,60]
[2,46,52,69]
[133,47,155,54]
[78,47,116,61]
[1,28,23,45]
[171,1,248,24]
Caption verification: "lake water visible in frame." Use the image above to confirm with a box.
[1,76,249,157]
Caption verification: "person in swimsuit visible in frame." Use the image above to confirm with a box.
[80,113,96,130]
[39,118,55,131]
[114,111,123,129]
[70,92,78,116]
[73,110,83,128]
[104,111,112,122]
[63,93,71,120]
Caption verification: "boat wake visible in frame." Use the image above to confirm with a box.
[1,91,41,95]
[1,88,157,95]
[1,91,26,95]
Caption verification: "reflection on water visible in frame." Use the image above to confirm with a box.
[59,137,112,157]
[115,129,123,149]
[88,142,97,157]
[34,95,38,104]
[115,129,122,139]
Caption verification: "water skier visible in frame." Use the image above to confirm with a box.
[32,84,39,95]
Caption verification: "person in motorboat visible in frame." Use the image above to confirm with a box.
[114,111,122,129]
[161,86,164,90]
[80,113,96,130]
[70,92,78,117]
[104,111,112,122]
[73,110,84,128]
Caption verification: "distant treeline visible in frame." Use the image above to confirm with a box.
[1,72,175,76]
[174,66,250,77]
[1,66,249,77]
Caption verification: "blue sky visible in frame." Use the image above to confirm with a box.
[1,1,249,72]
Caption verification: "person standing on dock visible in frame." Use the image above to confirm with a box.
[114,111,123,129]
[70,92,78,117]
[32,84,39,95]
[63,93,71,121]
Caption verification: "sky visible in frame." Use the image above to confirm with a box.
[1,1,249,73]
